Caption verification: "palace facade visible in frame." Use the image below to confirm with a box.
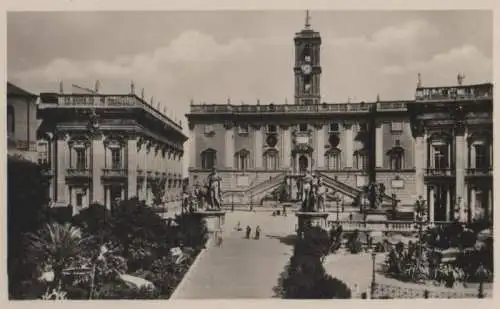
[7,82,39,162]
[186,16,493,223]
[37,84,187,214]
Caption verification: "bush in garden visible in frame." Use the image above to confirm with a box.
[145,254,194,298]
[7,156,51,299]
[277,226,351,299]
[174,213,209,250]
[346,230,363,254]
[93,280,159,299]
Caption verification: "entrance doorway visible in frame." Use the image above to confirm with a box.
[299,155,309,173]
[110,186,122,213]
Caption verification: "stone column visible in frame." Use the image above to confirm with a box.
[253,125,263,169]
[455,128,466,219]
[446,188,451,221]
[55,132,69,205]
[224,122,235,169]
[428,186,435,223]
[314,123,325,169]
[375,122,383,168]
[470,187,476,221]
[344,122,353,168]
[91,134,105,204]
[189,125,196,169]
[414,135,425,199]
[488,188,493,221]
[281,125,292,169]
[127,136,138,199]
[470,144,476,169]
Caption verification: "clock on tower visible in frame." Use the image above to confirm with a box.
[293,10,322,105]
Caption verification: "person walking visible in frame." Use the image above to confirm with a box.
[255,225,261,240]
[246,225,252,239]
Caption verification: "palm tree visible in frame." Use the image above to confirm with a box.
[26,223,86,289]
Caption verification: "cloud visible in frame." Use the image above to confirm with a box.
[381,44,492,85]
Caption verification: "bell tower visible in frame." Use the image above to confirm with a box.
[294,10,322,105]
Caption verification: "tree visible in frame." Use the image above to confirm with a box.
[7,156,51,298]
[25,223,87,289]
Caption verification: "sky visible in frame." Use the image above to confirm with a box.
[7,11,493,175]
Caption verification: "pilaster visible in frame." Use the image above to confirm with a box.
[280,125,291,169]
[127,135,138,199]
[314,123,325,169]
[375,122,383,168]
[253,124,263,168]
[455,126,466,221]
[55,131,69,205]
[224,122,235,169]
[91,133,105,204]
[343,122,353,168]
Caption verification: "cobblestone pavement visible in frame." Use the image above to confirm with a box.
[172,211,296,299]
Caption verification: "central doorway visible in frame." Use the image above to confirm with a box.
[298,155,309,173]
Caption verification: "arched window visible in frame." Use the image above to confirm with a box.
[235,149,250,171]
[468,133,492,169]
[354,149,368,170]
[263,149,279,170]
[428,133,451,170]
[325,148,341,170]
[69,137,90,170]
[201,148,217,170]
[7,105,15,135]
[387,146,405,170]
[104,137,125,169]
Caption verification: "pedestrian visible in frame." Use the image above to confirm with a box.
[235,221,241,231]
[349,212,353,221]
[246,225,252,239]
[255,225,261,240]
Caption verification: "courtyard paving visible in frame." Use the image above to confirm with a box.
[171,211,296,299]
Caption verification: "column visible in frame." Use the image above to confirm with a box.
[91,134,105,204]
[253,125,263,169]
[428,186,435,223]
[55,132,69,205]
[344,123,353,168]
[488,188,493,221]
[189,125,196,169]
[224,122,235,169]
[470,187,476,222]
[127,136,138,199]
[470,144,476,169]
[315,123,325,169]
[141,143,148,201]
[455,129,466,221]
[446,188,451,221]
[281,125,292,169]
[105,187,111,209]
[414,135,425,199]
[375,122,383,168]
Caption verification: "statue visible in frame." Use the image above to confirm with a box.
[366,182,386,210]
[278,177,291,203]
[315,174,326,212]
[206,167,223,210]
[301,170,314,211]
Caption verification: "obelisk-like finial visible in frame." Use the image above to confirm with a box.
[305,10,311,29]
[417,73,422,88]
[130,80,135,94]
[59,81,64,93]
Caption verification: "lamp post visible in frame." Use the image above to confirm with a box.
[370,251,377,299]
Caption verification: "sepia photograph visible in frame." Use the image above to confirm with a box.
[6,10,493,300]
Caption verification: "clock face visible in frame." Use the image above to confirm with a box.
[301,64,312,75]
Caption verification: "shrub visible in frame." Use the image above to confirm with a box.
[347,230,363,254]
[93,280,159,299]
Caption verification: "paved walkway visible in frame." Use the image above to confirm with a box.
[172,212,296,299]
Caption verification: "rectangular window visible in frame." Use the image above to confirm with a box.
[433,145,448,169]
[111,148,121,169]
[38,142,49,165]
[475,145,488,169]
[75,148,87,169]
[329,122,339,133]
[238,125,249,134]
[267,124,277,133]
[204,125,214,134]
[76,192,84,207]
[391,121,403,132]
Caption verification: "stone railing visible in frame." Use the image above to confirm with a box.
[102,168,127,177]
[329,220,454,232]
[190,102,394,114]
[372,282,481,299]
[41,94,182,131]
[66,168,91,178]
[415,84,493,102]
[425,168,454,177]
[466,167,492,176]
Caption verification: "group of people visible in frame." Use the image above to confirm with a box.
[235,221,261,240]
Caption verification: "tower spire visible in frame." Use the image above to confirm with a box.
[305,10,311,29]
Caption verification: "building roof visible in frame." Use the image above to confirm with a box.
[7,82,38,98]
